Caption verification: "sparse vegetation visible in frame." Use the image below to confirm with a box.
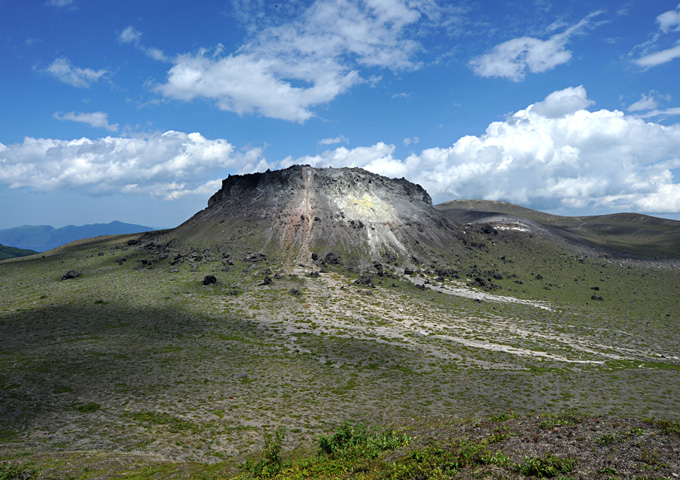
[1,173,679,478]
[514,453,576,478]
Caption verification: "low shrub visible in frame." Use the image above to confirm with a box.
[515,453,576,478]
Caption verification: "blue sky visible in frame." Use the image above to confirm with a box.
[2,0,680,229]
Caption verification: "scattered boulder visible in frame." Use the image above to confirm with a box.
[324,252,341,265]
[245,253,267,262]
[591,294,604,301]
[354,275,375,288]
[203,275,217,285]
[258,276,273,286]
[435,267,460,279]
[481,224,497,235]
[311,252,319,261]
[472,276,500,291]
[289,288,302,296]
[225,286,241,296]
[61,270,80,280]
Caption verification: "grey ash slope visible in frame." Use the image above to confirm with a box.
[162,165,467,268]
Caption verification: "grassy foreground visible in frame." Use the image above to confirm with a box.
[1,229,679,478]
[2,413,679,479]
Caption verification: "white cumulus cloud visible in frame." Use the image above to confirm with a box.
[469,12,602,81]
[282,86,680,214]
[54,111,119,132]
[657,4,680,33]
[0,131,268,200]
[157,0,433,122]
[46,58,108,88]
[628,93,659,112]
[530,85,594,118]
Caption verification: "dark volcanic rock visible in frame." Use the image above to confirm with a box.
[354,275,375,288]
[203,275,217,286]
[61,270,80,280]
[324,252,341,265]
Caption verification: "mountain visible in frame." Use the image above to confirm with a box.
[158,165,468,270]
[437,199,680,259]
[0,243,37,261]
[0,221,154,252]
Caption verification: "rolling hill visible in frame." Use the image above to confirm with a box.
[437,199,680,259]
[0,243,36,261]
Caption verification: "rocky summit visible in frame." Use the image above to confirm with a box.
[166,165,464,268]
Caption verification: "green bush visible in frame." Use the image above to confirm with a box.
[515,453,576,478]
[384,438,509,480]
[317,422,409,459]
[489,410,518,422]
[74,402,100,413]
[0,461,38,480]
[654,419,680,435]
[245,427,286,478]
[538,412,579,429]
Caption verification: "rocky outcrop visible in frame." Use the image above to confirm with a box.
[164,165,466,268]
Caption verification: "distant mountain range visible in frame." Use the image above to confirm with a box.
[0,221,155,252]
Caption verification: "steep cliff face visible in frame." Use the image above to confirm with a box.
[168,165,464,267]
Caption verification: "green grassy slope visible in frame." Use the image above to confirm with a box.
[0,243,36,261]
